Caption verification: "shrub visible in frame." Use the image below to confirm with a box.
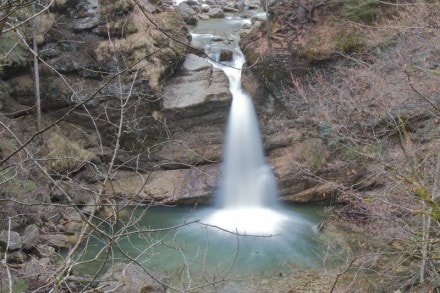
[332,29,365,53]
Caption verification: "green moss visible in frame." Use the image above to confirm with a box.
[44,132,96,174]
[330,0,381,24]
[305,28,365,62]
[96,18,138,38]
[99,0,134,17]
[332,29,365,53]
[0,33,29,76]
[0,169,37,199]
[304,35,333,62]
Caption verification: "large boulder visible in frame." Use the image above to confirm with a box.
[156,54,231,166]
[208,7,225,18]
[177,2,199,25]
[162,54,231,111]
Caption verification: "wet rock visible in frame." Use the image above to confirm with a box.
[22,224,40,250]
[220,49,234,61]
[99,263,167,293]
[208,7,225,18]
[211,35,224,41]
[223,5,239,12]
[157,54,230,167]
[236,0,246,10]
[163,54,230,110]
[177,2,199,25]
[0,230,22,251]
[201,4,210,12]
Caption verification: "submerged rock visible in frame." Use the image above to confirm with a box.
[98,263,167,293]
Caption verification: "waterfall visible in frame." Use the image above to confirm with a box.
[205,49,289,235]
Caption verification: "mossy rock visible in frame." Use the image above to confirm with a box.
[0,169,38,199]
[44,132,96,174]
[99,0,135,17]
[0,33,29,77]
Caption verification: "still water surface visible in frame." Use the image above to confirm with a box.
[73,204,328,283]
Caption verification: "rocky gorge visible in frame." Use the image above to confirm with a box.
[0,0,439,291]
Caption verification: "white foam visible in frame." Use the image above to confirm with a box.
[204,207,289,235]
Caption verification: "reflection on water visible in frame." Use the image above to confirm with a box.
[72,204,329,285]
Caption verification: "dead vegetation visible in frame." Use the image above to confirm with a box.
[278,1,440,290]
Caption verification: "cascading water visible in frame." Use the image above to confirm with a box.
[204,50,290,235]
[75,15,334,291]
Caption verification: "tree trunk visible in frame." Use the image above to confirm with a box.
[32,3,41,132]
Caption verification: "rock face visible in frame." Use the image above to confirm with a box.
[103,54,231,204]
[106,164,220,204]
[2,0,190,158]
[239,1,440,204]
